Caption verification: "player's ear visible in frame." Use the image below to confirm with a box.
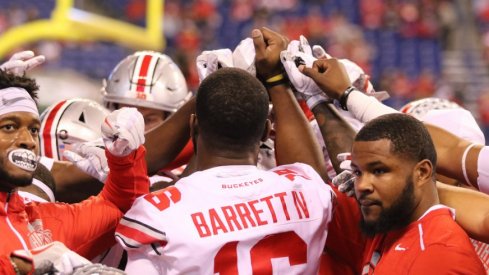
[414,159,434,187]
[261,119,271,142]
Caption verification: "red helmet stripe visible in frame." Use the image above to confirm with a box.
[400,103,412,114]
[40,100,69,159]
[134,54,154,93]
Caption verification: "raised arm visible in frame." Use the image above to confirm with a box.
[144,96,196,175]
[311,103,357,174]
[301,59,489,192]
[252,27,328,181]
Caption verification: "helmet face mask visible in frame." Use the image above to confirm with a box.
[39,98,109,160]
[102,51,191,113]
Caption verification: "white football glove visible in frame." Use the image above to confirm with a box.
[281,36,328,108]
[63,139,108,183]
[196,49,233,82]
[331,152,355,197]
[311,44,390,101]
[311,45,332,59]
[101,108,145,157]
[332,170,356,197]
[233,37,256,76]
[0,50,45,75]
[12,241,91,275]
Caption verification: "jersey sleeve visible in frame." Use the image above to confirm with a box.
[324,187,367,274]
[35,146,150,260]
[408,244,485,274]
[0,256,17,275]
[101,146,150,212]
[115,191,170,250]
[36,195,123,259]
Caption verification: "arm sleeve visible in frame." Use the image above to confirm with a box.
[101,146,150,212]
[324,187,367,274]
[115,193,170,272]
[0,256,15,275]
[408,244,485,274]
[37,146,150,259]
[346,90,398,123]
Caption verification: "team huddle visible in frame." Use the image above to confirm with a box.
[1,27,489,275]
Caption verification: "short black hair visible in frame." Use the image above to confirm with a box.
[355,113,437,170]
[0,69,39,100]
[196,68,269,152]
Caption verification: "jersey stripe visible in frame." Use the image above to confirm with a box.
[116,223,167,249]
[117,216,167,244]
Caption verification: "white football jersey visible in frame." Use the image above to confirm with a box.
[116,163,335,275]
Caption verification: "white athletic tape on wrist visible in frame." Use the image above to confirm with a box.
[346,90,398,123]
[0,87,38,117]
[477,146,489,194]
[461,143,477,187]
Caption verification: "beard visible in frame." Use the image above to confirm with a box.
[0,158,34,191]
[359,175,416,237]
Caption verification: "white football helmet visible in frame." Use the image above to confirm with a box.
[39,98,110,161]
[400,97,460,118]
[401,97,485,144]
[102,51,191,112]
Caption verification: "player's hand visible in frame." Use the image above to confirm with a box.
[299,58,351,100]
[311,44,371,92]
[252,27,289,80]
[332,170,356,197]
[101,108,145,157]
[311,45,389,101]
[281,36,328,107]
[331,152,355,197]
[233,37,256,76]
[311,45,332,59]
[63,139,108,183]
[196,49,233,82]
[12,241,91,275]
[0,50,45,75]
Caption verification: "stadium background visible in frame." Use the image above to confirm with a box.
[0,0,488,143]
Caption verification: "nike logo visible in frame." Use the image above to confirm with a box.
[394,244,407,251]
[2,96,28,106]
